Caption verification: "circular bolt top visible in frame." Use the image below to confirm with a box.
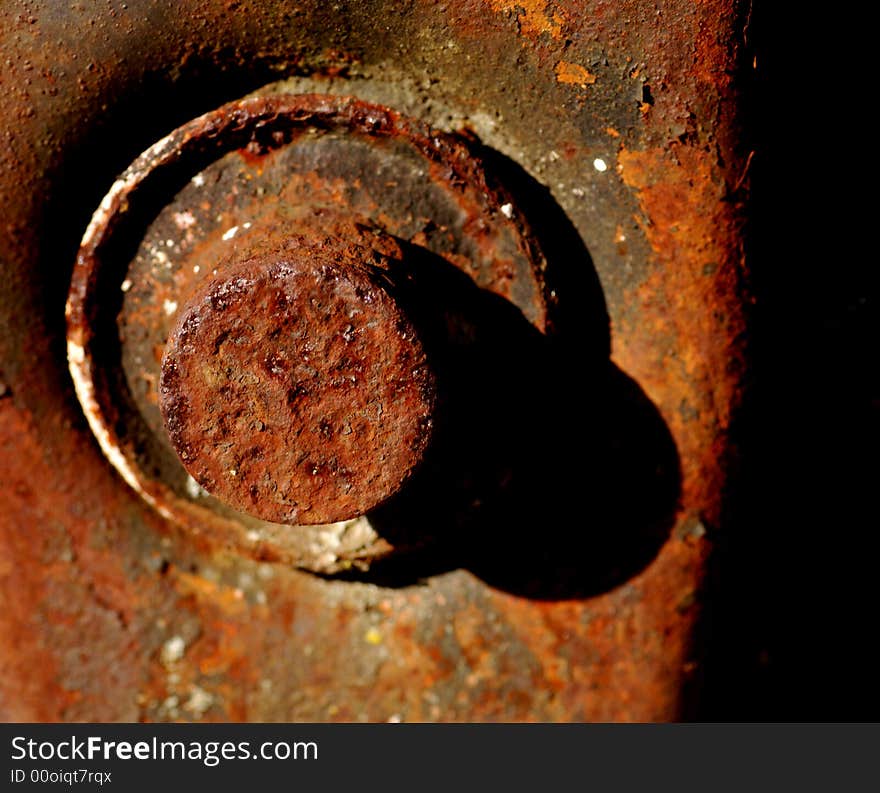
[158,237,436,525]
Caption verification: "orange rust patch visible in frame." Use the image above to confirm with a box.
[555,61,596,88]
[453,603,499,687]
[175,572,255,617]
[486,0,563,39]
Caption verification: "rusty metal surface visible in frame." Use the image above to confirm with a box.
[0,0,750,721]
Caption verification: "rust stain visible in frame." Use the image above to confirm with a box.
[555,60,596,88]
[485,0,564,39]
[174,572,253,618]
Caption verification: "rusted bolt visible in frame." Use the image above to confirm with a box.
[159,235,437,525]
[67,94,554,568]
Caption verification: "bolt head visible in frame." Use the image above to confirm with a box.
[159,237,436,525]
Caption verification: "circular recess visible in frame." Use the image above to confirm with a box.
[66,93,554,572]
